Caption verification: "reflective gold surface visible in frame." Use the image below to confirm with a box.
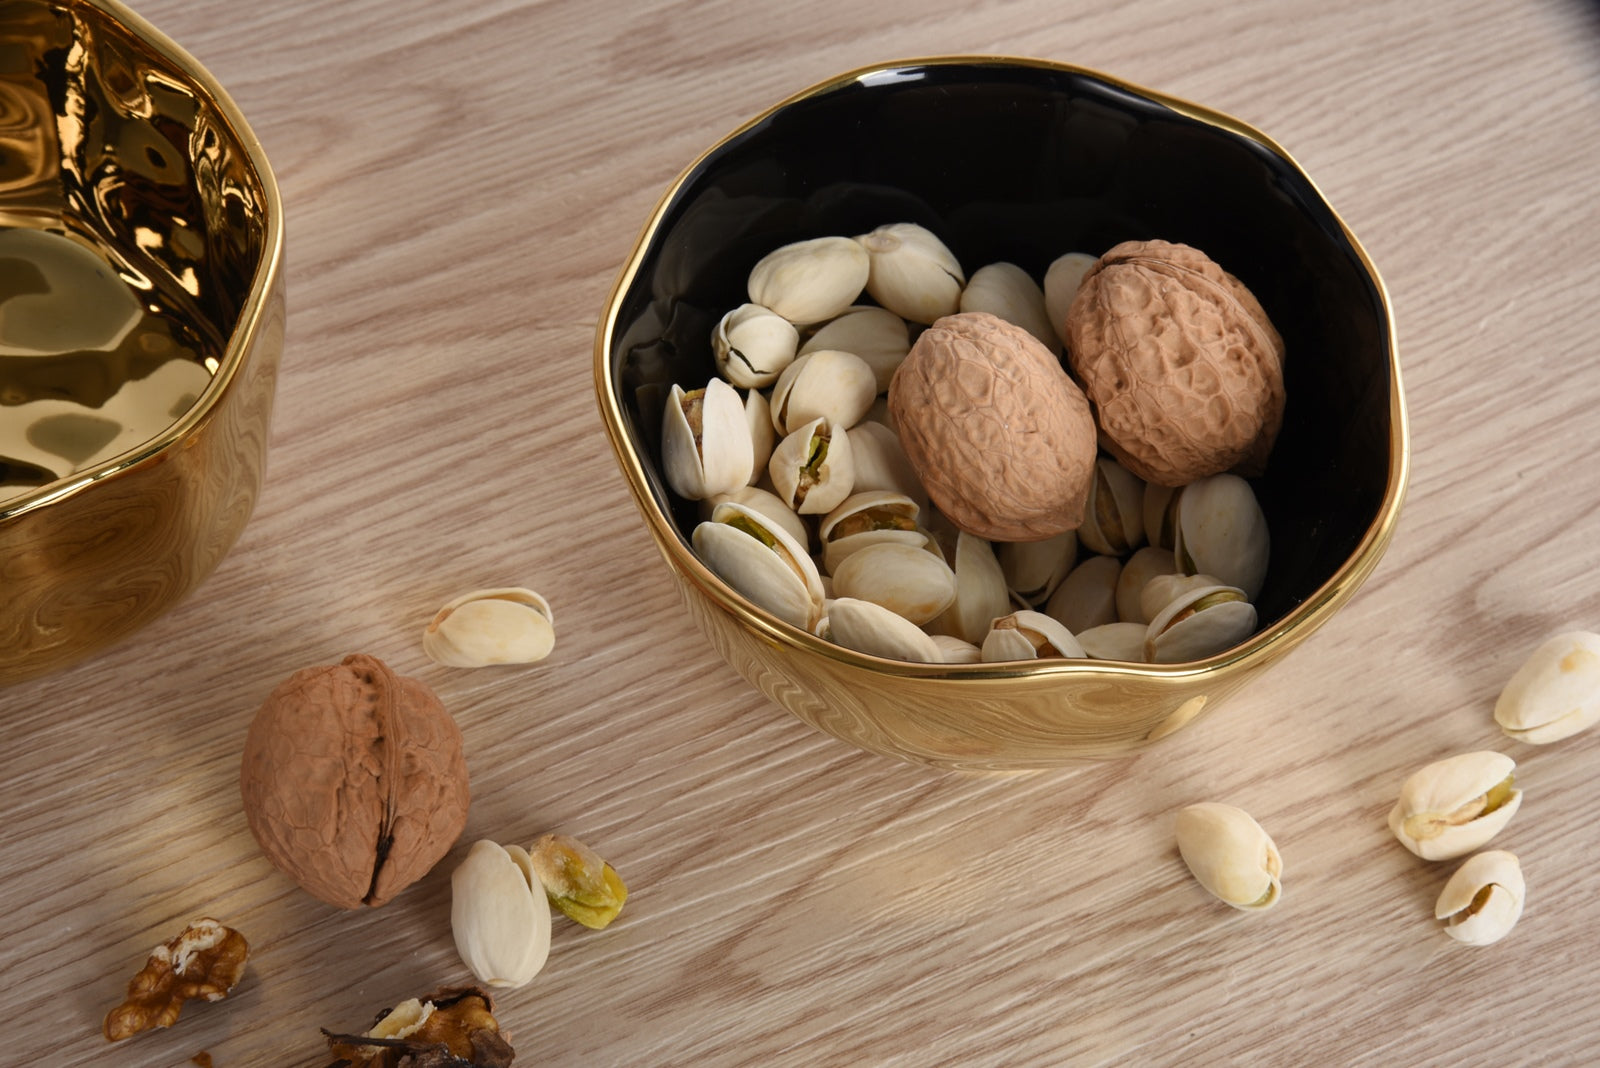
[596,56,1410,771]
[0,0,283,684]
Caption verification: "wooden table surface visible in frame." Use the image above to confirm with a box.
[6,0,1600,1064]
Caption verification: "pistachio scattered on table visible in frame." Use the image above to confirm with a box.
[1494,629,1600,744]
[424,588,555,668]
[528,833,629,930]
[1387,751,1522,862]
[1435,850,1525,946]
[1174,802,1282,911]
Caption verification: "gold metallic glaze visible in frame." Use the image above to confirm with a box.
[0,0,283,684]
[594,57,1409,770]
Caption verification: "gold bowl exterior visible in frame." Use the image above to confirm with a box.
[595,57,1408,771]
[0,0,284,685]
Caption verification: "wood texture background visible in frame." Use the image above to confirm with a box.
[4,0,1599,1063]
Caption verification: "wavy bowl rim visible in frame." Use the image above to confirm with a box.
[0,0,286,524]
[594,53,1410,683]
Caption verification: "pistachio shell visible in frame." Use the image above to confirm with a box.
[661,379,755,500]
[825,597,943,663]
[1042,251,1098,344]
[693,501,824,630]
[1173,474,1270,601]
[929,634,983,664]
[981,610,1086,662]
[927,531,1010,645]
[959,261,1057,352]
[1436,850,1525,946]
[800,305,911,392]
[819,490,923,573]
[1139,572,1224,626]
[1142,481,1180,551]
[423,588,555,668]
[768,416,855,515]
[1078,457,1147,557]
[1388,751,1522,861]
[702,485,809,550]
[769,349,877,435]
[1045,555,1122,635]
[747,236,870,325]
[855,222,964,324]
[844,421,927,511]
[997,532,1078,606]
[830,541,957,626]
[713,303,798,388]
[1077,621,1148,662]
[1116,546,1177,624]
[1494,630,1600,744]
[1175,803,1282,911]
[450,840,552,988]
[1144,584,1256,663]
[743,389,776,483]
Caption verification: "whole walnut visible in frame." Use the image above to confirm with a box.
[240,654,470,909]
[1064,240,1285,487]
[888,311,1097,541]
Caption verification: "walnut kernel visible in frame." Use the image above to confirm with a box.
[103,919,248,1042]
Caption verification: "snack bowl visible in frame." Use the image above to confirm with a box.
[594,56,1406,770]
[0,0,284,685]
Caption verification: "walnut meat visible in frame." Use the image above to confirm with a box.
[103,919,248,1041]
[1064,240,1286,487]
[240,654,470,909]
[888,312,1097,541]
[324,986,514,1068]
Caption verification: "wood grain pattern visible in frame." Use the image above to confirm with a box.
[3,0,1598,1063]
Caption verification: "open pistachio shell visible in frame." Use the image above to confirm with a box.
[830,541,957,626]
[1494,630,1600,744]
[997,531,1078,606]
[819,490,923,573]
[661,379,755,500]
[713,303,798,388]
[927,530,1010,645]
[959,262,1057,352]
[981,610,1086,662]
[1116,546,1177,624]
[768,416,855,515]
[844,421,927,511]
[855,222,965,324]
[1078,457,1146,557]
[423,588,555,668]
[769,349,877,435]
[1045,554,1122,635]
[825,597,942,664]
[1144,584,1256,663]
[1077,621,1148,662]
[1176,803,1282,911]
[743,389,776,484]
[1388,751,1522,861]
[702,485,809,551]
[799,305,911,393]
[747,235,869,325]
[1173,474,1270,601]
[1042,251,1098,345]
[1139,572,1224,626]
[692,501,824,630]
[1436,850,1525,946]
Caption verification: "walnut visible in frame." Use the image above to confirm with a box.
[888,311,1097,541]
[1064,239,1286,487]
[240,654,470,909]
[324,986,515,1068]
[103,919,249,1042]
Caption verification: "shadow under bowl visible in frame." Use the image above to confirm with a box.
[0,0,284,685]
[595,56,1407,771]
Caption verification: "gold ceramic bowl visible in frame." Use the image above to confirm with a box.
[0,0,283,685]
[595,57,1407,770]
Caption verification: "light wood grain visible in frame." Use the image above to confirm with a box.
[4,0,1600,1063]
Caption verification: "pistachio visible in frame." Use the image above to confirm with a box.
[800,305,911,392]
[824,597,943,663]
[830,541,957,626]
[1078,457,1146,557]
[1045,554,1122,635]
[1042,251,1098,344]
[450,840,552,989]
[423,588,555,668]
[1115,546,1177,625]
[1139,572,1224,627]
[844,421,927,511]
[1494,630,1600,744]
[1144,583,1256,663]
[528,833,628,929]
[1436,850,1525,946]
[661,378,754,500]
[926,530,1010,645]
[768,416,855,515]
[1172,474,1270,601]
[769,349,877,435]
[1388,751,1522,860]
[1076,621,1148,662]
[693,501,824,630]
[743,388,776,483]
[997,531,1078,606]
[959,261,1057,352]
[929,633,983,664]
[747,236,870,325]
[854,222,964,324]
[702,485,809,551]
[1142,481,1180,552]
[1175,803,1282,910]
[819,490,924,573]
[980,610,1086,662]
[713,303,798,388]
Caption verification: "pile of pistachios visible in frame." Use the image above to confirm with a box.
[663,223,1273,665]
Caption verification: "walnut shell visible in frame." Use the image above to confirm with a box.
[240,654,470,909]
[888,312,1097,541]
[1064,240,1285,487]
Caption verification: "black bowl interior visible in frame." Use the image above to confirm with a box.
[607,60,1394,630]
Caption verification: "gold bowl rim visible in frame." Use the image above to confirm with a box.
[0,0,286,524]
[594,54,1410,682]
